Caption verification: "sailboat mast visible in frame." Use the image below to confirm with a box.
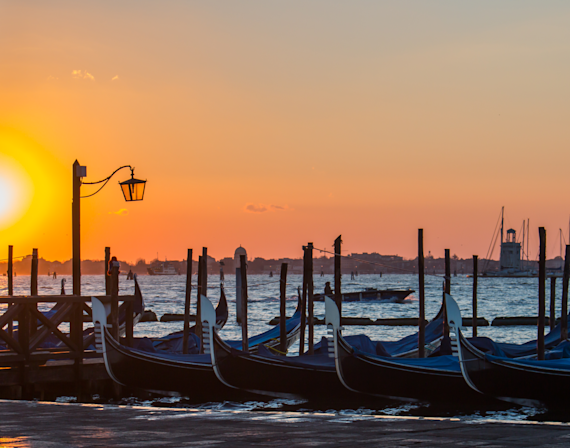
[522,221,525,269]
[500,206,504,244]
[527,219,530,263]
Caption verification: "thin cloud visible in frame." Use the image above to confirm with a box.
[245,204,267,213]
[109,208,128,216]
[72,69,95,81]
[111,75,119,81]
[244,203,291,213]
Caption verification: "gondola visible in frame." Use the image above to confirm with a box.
[326,297,487,402]
[93,295,301,398]
[208,297,447,399]
[447,294,570,407]
[313,288,414,303]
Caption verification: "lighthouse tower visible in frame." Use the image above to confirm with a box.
[500,229,521,271]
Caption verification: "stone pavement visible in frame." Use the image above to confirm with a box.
[0,400,569,447]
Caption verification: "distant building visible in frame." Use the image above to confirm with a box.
[500,229,521,271]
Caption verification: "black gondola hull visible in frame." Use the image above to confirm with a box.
[458,332,570,406]
[337,335,484,403]
[104,328,254,401]
[213,335,358,400]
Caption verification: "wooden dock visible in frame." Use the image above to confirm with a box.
[0,294,134,400]
[0,399,569,447]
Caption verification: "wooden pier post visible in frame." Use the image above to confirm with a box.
[307,243,314,355]
[550,277,556,331]
[444,249,451,295]
[183,249,193,355]
[110,259,120,341]
[30,249,39,339]
[418,229,425,358]
[202,247,208,297]
[562,245,570,341]
[72,160,81,297]
[7,245,13,335]
[70,295,84,399]
[443,248,451,338]
[196,256,203,345]
[105,247,111,295]
[538,227,546,361]
[472,255,478,338]
[8,245,13,296]
[31,248,38,296]
[334,236,342,320]
[279,263,288,354]
[240,254,248,353]
[18,301,31,399]
[299,245,308,355]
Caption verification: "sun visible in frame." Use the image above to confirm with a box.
[0,128,67,251]
[0,152,34,230]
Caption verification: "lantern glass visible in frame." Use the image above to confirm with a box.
[119,177,146,201]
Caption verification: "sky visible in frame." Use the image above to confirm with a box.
[1,1,570,263]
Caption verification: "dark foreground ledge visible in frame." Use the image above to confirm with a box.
[1,400,569,447]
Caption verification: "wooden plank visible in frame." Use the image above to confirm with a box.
[0,295,135,304]
[28,304,75,352]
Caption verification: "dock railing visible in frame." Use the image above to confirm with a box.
[0,294,135,397]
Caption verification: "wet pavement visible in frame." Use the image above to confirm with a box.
[1,399,570,447]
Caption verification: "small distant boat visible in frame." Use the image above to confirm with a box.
[313,288,413,303]
[147,261,179,276]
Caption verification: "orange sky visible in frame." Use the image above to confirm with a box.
[1,1,570,263]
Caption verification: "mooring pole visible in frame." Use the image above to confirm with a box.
[110,259,120,341]
[307,242,314,355]
[444,249,451,295]
[418,229,425,358]
[562,245,570,341]
[299,245,308,355]
[7,245,13,296]
[550,277,557,331]
[31,248,38,296]
[202,247,208,297]
[196,256,203,346]
[334,235,342,322]
[7,245,13,335]
[183,249,193,355]
[104,247,111,295]
[538,227,546,361]
[30,248,39,338]
[473,255,478,338]
[279,262,288,354]
[240,254,248,353]
[72,160,81,297]
[443,248,451,337]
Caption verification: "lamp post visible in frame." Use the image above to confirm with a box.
[72,160,146,296]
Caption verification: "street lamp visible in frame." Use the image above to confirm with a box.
[72,160,147,296]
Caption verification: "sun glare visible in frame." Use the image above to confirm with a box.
[0,129,67,249]
[0,152,34,230]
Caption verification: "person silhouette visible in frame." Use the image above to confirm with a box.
[324,281,333,296]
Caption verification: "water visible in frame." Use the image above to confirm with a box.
[1,273,567,422]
